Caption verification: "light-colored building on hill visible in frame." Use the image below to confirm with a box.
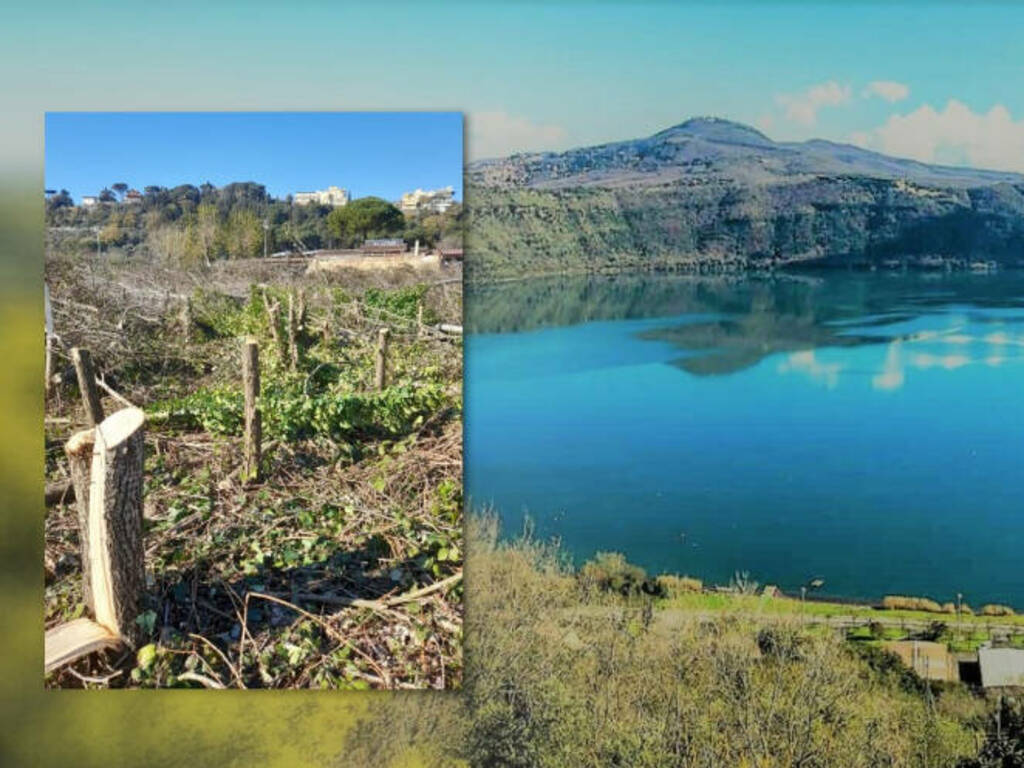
[399,186,456,215]
[294,185,350,207]
[881,640,960,682]
[81,196,99,207]
[123,189,143,204]
[979,646,1024,689]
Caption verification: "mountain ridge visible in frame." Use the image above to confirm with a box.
[464,117,1024,281]
[469,117,1024,191]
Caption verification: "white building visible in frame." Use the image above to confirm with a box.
[294,185,350,207]
[399,186,456,216]
[81,196,99,207]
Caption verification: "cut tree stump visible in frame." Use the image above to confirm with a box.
[64,429,96,609]
[87,407,146,646]
[71,347,105,426]
[44,407,147,674]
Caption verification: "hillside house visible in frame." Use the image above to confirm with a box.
[979,646,1024,689]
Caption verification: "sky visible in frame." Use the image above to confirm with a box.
[44,112,463,203]
[6,2,1024,176]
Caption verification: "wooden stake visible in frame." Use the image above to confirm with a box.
[262,289,283,358]
[65,429,96,611]
[71,347,105,426]
[242,339,262,483]
[181,296,192,344]
[416,301,424,339]
[375,328,390,391]
[287,291,299,370]
[44,333,54,399]
[88,407,146,646]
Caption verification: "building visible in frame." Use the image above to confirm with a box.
[978,646,1024,689]
[123,189,143,204]
[81,196,99,207]
[361,238,407,255]
[881,641,960,682]
[399,186,456,216]
[294,185,350,207]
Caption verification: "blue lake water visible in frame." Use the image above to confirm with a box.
[465,272,1024,605]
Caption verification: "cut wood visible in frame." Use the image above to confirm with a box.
[65,429,95,608]
[242,339,262,482]
[44,618,120,674]
[88,407,146,645]
[375,327,390,391]
[287,291,299,370]
[71,347,104,426]
[95,375,137,408]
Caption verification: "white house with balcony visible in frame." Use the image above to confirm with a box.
[294,185,350,207]
[399,186,456,216]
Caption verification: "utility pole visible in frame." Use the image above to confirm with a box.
[263,218,270,259]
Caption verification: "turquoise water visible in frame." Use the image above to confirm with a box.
[465,272,1024,604]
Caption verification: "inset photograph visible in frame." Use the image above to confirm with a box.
[43,112,463,689]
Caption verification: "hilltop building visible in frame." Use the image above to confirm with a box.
[399,186,455,216]
[81,196,99,207]
[979,646,1024,689]
[123,189,143,204]
[294,185,350,207]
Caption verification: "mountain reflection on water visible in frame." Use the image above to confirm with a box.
[465,269,1024,603]
[468,270,1024,384]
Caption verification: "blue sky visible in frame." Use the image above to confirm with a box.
[44,112,463,203]
[7,3,1024,174]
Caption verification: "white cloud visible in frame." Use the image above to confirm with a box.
[775,81,852,126]
[862,80,910,103]
[468,111,567,160]
[853,100,1024,173]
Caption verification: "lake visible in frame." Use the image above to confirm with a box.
[465,271,1024,605]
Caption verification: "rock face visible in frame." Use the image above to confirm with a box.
[466,118,1024,280]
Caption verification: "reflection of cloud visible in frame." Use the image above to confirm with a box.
[943,334,973,345]
[872,340,904,390]
[911,353,969,369]
[778,350,842,388]
[986,355,1006,367]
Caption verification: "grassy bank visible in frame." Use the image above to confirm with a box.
[342,517,1023,767]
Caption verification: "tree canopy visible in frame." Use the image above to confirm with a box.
[326,197,404,245]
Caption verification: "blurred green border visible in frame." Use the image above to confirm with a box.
[0,165,371,766]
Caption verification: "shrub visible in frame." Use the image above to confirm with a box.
[980,604,1015,617]
[883,595,944,613]
[655,574,703,598]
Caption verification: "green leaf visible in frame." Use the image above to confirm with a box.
[136,643,158,671]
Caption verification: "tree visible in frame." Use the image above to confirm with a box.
[111,183,128,201]
[47,189,73,210]
[98,188,116,203]
[224,208,263,259]
[326,197,404,246]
